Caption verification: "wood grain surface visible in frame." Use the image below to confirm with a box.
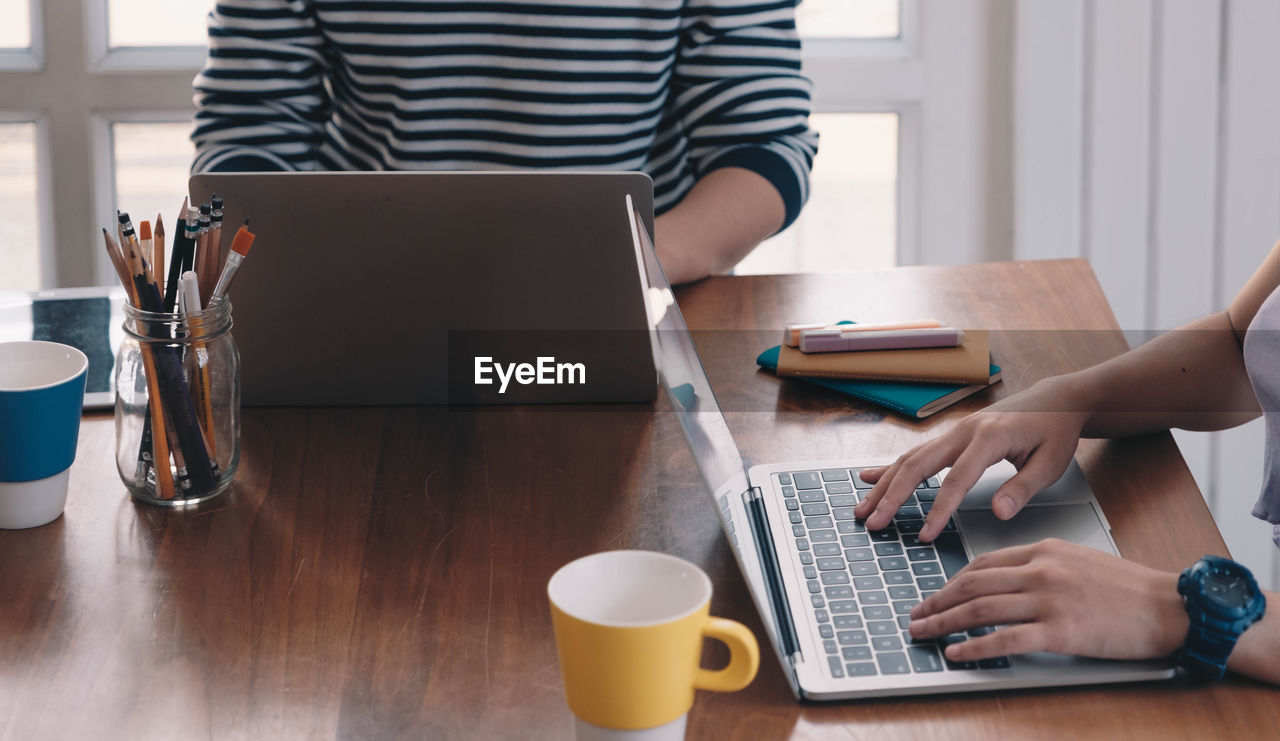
[1,260,1274,740]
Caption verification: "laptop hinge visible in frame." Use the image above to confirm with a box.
[743,486,801,664]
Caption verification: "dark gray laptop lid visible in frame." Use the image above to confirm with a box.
[188,171,657,405]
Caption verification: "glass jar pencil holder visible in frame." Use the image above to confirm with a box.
[114,300,240,506]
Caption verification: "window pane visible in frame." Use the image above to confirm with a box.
[108,0,214,48]
[112,122,196,245]
[736,113,897,275]
[0,122,41,291]
[797,0,900,39]
[0,0,32,49]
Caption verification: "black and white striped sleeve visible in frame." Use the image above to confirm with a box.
[675,0,818,229]
[191,0,332,173]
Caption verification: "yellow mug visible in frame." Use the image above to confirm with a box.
[548,550,760,737]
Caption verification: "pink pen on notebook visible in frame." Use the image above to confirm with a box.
[799,326,965,353]
[783,318,943,347]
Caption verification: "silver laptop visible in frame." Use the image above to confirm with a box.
[624,196,1174,699]
[188,172,657,406]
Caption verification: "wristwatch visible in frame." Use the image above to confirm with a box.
[1176,555,1266,679]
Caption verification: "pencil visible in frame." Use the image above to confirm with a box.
[154,213,166,299]
[164,198,190,312]
[104,228,175,499]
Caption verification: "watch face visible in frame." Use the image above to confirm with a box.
[1204,569,1252,609]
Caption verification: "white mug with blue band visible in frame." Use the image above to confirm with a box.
[0,341,88,529]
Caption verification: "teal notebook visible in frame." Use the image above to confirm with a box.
[756,345,1001,419]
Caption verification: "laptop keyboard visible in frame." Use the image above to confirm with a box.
[777,468,1011,679]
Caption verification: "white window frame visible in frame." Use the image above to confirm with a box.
[84,0,208,72]
[0,0,43,71]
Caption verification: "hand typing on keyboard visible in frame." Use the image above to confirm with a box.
[906,538,1189,663]
[851,378,1091,542]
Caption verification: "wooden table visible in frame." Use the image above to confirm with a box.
[2,260,1274,739]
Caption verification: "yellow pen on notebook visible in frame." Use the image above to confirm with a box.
[783,319,943,347]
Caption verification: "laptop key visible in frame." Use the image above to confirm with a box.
[968,626,995,637]
[809,529,838,544]
[804,566,818,579]
[829,494,857,508]
[813,543,841,557]
[816,557,846,571]
[848,562,878,577]
[821,469,850,482]
[901,533,925,547]
[789,511,803,525]
[860,590,888,605]
[850,469,874,489]
[846,661,878,677]
[879,557,909,571]
[917,576,946,591]
[872,636,905,652]
[829,600,858,615]
[821,571,851,585]
[825,585,854,599]
[792,525,806,537]
[911,561,942,577]
[933,532,970,578]
[785,499,800,511]
[842,645,873,661]
[782,485,796,498]
[853,576,883,590]
[778,473,793,485]
[940,634,977,670]
[794,472,823,489]
[862,605,892,620]
[921,501,933,514]
[898,506,922,519]
[896,519,924,534]
[915,488,938,502]
[815,609,830,622]
[837,520,867,534]
[819,624,834,639]
[921,591,938,600]
[807,580,821,594]
[828,655,845,678]
[869,528,899,543]
[832,507,857,521]
[897,615,912,629]
[979,656,1012,670]
[802,502,831,516]
[825,641,840,656]
[834,615,864,630]
[867,620,897,636]
[874,542,903,556]
[907,644,944,672]
[806,516,835,530]
[892,600,918,615]
[811,595,826,608]
[840,533,870,548]
[799,552,814,565]
[888,585,919,600]
[883,570,913,586]
[907,547,936,562]
[795,538,810,551]
[799,490,826,503]
[876,652,912,675]
[837,630,868,646]
[825,481,854,495]
[844,547,874,562]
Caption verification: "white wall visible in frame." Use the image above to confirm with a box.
[1014,0,1280,588]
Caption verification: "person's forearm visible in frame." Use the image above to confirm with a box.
[653,167,785,284]
[1049,311,1261,437]
[1228,590,1280,685]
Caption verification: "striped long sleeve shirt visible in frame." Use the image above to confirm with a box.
[191,0,818,227]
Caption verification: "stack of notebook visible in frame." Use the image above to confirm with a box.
[756,322,1002,418]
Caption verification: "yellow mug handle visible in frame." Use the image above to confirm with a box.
[693,616,760,692]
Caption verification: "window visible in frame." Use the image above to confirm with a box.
[0,121,42,291]
[107,0,212,48]
[797,0,900,39]
[110,120,198,241]
[0,0,32,49]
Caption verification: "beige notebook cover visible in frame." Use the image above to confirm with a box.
[776,330,991,385]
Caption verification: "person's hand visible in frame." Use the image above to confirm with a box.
[908,539,1188,662]
[853,377,1092,542]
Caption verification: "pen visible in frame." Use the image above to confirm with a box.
[799,327,966,353]
[784,319,944,347]
[180,270,218,457]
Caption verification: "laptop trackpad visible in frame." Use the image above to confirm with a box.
[958,503,1115,557]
